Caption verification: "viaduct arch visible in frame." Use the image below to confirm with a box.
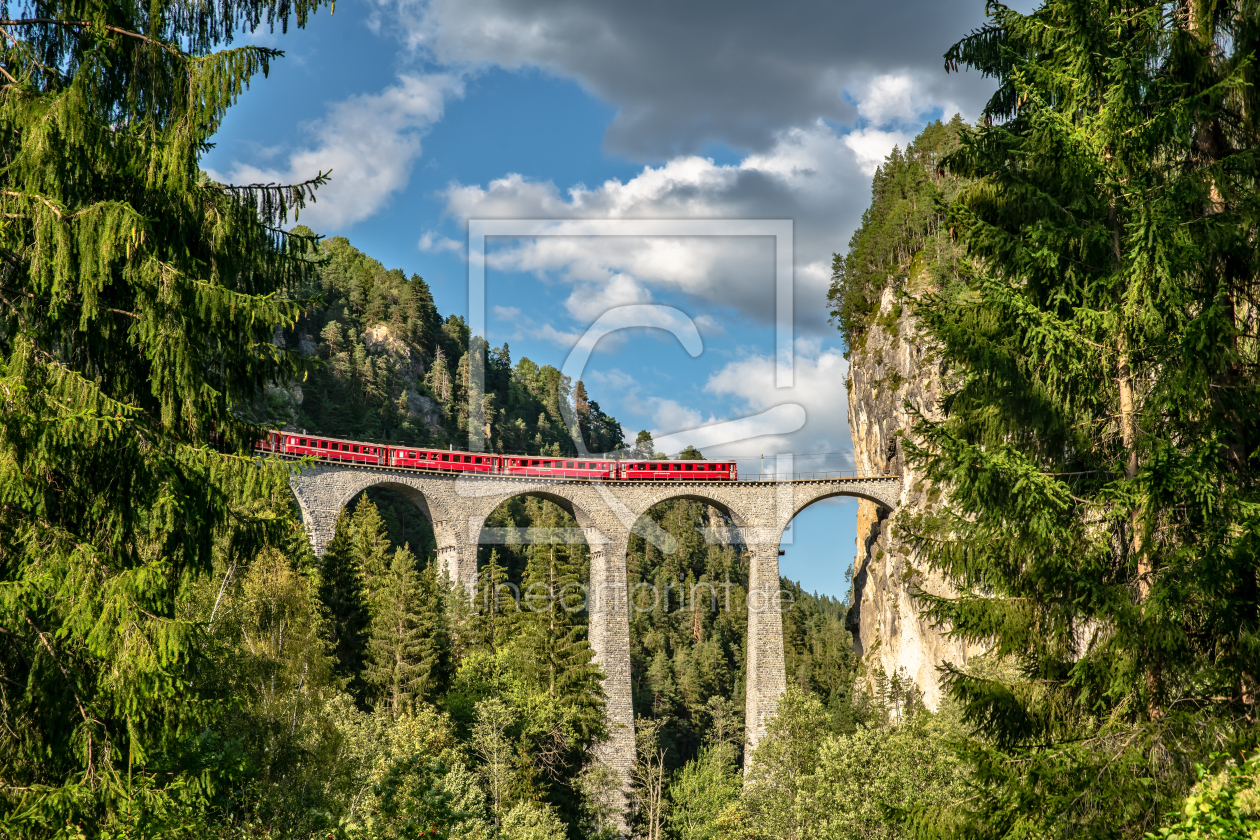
[288,464,902,828]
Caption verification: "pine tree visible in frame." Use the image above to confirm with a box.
[475,548,518,657]
[425,346,452,403]
[366,547,451,716]
[318,511,370,697]
[901,2,1260,837]
[472,696,516,830]
[519,507,603,737]
[348,496,392,597]
[0,0,329,829]
[412,562,454,702]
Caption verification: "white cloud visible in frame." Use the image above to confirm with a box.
[586,368,638,391]
[851,73,940,126]
[563,274,653,322]
[214,73,464,229]
[534,322,583,348]
[604,341,850,471]
[651,399,705,433]
[843,127,914,176]
[491,305,521,320]
[419,230,463,252]
[447,121,871,333]
[700,343,853,470]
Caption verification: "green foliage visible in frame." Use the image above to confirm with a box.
[499,800,567,840]
[627,500,748,768]
[0,0,329,831]
[666,743,741,840]
[780,581,860,727]
[894,2,1260,838]
[520,513,602,714]
[730,686,966,840]
[807,713,966,840]
[366,551,453,717]
[1148,753,1260,840]
[364,756,469,840]
[828,116,966,352]
[741,687,830,840]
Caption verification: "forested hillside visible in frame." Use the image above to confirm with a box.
[828,115,965,352]
[261,230,623,457]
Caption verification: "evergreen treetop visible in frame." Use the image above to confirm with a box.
[900,1,1260,837]
[0,0,328,831]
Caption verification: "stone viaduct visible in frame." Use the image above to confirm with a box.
[289,464,901,823]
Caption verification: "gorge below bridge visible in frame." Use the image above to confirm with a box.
[289,463,903,823]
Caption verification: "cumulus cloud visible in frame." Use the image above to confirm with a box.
[699,343,853,471]
[214,73,463,229]
[598,342,850,472]
[419,230,463,252]
[843,127,914,176]
[449,121,871,334]
[377,0,996,157]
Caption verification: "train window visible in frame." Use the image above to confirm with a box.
[408,452,416,458]
[685,464,692,470]
[441,453,449,461]
[319,441,327,448]
[353,446,359,453]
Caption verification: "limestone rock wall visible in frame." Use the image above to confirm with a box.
[845,286,981,709]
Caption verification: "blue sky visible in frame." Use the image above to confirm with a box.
[205,0,1013,598]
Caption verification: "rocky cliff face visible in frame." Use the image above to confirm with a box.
[845,285,981,710]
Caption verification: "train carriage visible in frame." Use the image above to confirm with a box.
[391,448,499,474]
[619,460,736,481]
[280,433,389,465]
[503,457,617,479]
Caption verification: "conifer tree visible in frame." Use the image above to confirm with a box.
[475,548,518,657]
[318,511,370,697]
[903,2,1260,837]
[520,508,602,730]
[0,0,328,830]
[366,547,451,716]
[412,561,454,701]
[348,496,392,597]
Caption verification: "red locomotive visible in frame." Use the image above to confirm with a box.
[257,430,737,481]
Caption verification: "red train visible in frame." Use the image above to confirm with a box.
[256,431,737,481]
